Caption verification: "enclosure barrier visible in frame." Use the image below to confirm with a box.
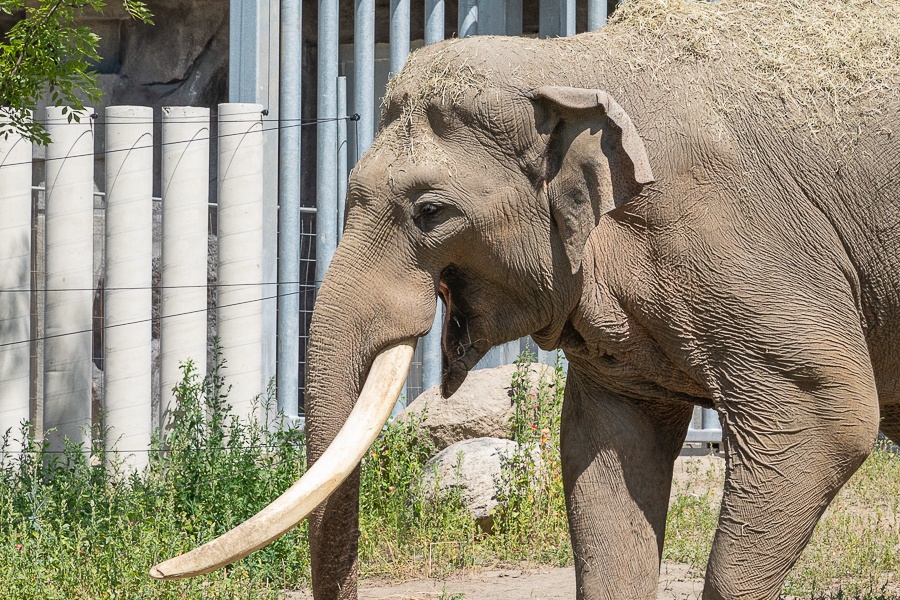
[103,106,153,470]
[0,0,722,461]
[159,106,210,432]
[0,113,32,453]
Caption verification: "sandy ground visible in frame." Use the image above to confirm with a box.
[286,562,705,600]
[287,455,720,600]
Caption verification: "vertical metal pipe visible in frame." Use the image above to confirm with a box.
[43,107,94,453]
[103,106,153,469]
[424,0,444,45]
[217,103,265,421]
[421,0,445,392]
[160,107,209,431]
[458,0,478,37]
[0,115,32,449]
[336,76,348,237]
[588,0,607,30]
[354,0,375,158]
[562,0,575,36]
[316,0,339,287]
[422,300,443,391]
[541,0,573,37]
[505,0,523,35]
[278,0,302,417]
[389,0,410,76]
[479,0,506,35]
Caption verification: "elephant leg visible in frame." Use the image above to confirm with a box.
[702,317,880,599]
[879,400,900,446]
[561,368,694,600]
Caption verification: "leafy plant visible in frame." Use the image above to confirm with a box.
[0,0,152,144]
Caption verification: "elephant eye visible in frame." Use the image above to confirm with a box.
[419,203,441,217]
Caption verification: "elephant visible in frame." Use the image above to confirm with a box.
[150,0,900,598]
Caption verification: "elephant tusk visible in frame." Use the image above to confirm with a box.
[149,338,417,580]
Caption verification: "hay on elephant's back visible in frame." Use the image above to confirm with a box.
[607,0,900,114]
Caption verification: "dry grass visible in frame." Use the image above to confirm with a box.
[609,0,900,119]
[665,444,900,597]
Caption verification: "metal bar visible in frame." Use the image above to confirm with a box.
[278,0,302,416]
[506,0,523,35]
[540,0,574,37]
[337,75,348,238]
[421,1,445,392]
[354,0,375,158]
[316,0,340,286]
[479,0,505,35]
[390,0,410,76]
[562,0,575,36]
[588,0,607,30]
[424,0,444,45]
[103,106,153,471]
[459,0,477,37]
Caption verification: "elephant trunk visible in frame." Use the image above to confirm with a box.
[150,233,437,600]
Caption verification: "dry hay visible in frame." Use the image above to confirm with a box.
[608,0,900,116]
[376,0,898,153]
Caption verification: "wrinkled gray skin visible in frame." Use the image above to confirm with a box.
[304,30,900,600]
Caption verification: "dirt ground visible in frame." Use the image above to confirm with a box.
[288,456,716,600]
[287,562,705,600]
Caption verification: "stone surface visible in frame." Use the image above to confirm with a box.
[398,362,553,451]
[418,437,541,530]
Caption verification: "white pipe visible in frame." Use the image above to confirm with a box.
[160,107,210,430]
[43,107,94,453]
[217,103,265,421]
[103,106,153,470]
[0,114,33,450]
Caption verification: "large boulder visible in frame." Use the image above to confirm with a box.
[399,362,553,451]
[418,437,541,531]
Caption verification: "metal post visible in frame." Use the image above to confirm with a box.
[562,0,575,36]
[459,0,477,37]
[424,0,444,45]
[217,103,266,421]
[389,0,410,77]
[103,106,153,469]
[354,0,375,158]
[505,0,523,35]
[422,300,443,391]
[337,76,348,237]
[0,114,32,450]
[588,0,607,30]
[43,107,94,454]
[421,0,445,392]
[540,0,575,37]
[278,0,302,417]
[316,0,339,286]
[230,0,279,417]
[160,107,209,432]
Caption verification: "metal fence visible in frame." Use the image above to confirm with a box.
[0,0,723,458]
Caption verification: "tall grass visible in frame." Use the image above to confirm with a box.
[0,348,307,599]
[1,349,897,599]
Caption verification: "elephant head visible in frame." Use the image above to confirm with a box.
[150,39,654,597]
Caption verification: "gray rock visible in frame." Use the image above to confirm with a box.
[418,437,541,531]
[398,362,553,451]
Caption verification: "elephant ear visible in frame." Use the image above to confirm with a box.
[530,86,654,273]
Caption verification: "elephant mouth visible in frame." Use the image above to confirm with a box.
[439,265,490,397]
